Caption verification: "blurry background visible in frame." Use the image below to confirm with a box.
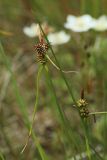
[0,0,107,160]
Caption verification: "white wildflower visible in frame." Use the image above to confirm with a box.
[64,14,96,32]
[93,15,107,31]
[47,31,71,45]
[23,22,54,38]
[23,23,39,38]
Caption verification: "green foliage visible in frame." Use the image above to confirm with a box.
[0,0,107,160]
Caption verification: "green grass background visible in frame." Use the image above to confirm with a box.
[0,0,107,160]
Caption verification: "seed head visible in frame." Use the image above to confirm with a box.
[80,107,89,118]
[34,42,49,55]
[34,40,49,64]
[77,99,88,108]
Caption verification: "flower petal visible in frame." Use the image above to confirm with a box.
[64,14,96,32]
[47,31,71,45]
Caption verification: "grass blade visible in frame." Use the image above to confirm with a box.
[44,65,80,155]
[0,152,5,160]
[38,25,92,159]
[21,65,43,153]
[0,42,49,160]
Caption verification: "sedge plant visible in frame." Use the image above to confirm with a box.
[38,24,107,160]
[1,23,107,160]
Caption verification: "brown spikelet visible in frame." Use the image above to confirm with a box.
[34,42,49,64]
[34,42,49,55]
[80,107,89,118]
[36,52,47,64]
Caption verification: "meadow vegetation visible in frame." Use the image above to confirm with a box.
[0,0,107,160]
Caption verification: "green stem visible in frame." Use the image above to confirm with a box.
[83,121,91,160]
[46,55,78,74]
[21,65,43,153]
[32,132,49,160]
[38,23,76,104]
[0,42,49,160]
[44,65,67,125]
[30,65,43,134]
[0,152,5,160]
[85,135,91,160]
[89,111,107,115]
[38,24,92,159]
[44,65,79,153]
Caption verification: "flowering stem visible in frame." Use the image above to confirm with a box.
[44,65,80,153]
[82,121,92,160]
[0,42,49,160]
[21,65,43,153]
[89,111,107,115]
[46,55,78,74]
[85,134,91,160]
[38,23,76,103]
[38,23,92,160]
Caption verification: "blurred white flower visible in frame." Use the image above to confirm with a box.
[23,23,39,38]
[47,31,71,45]
[93,15,107,31]
[64,14,95,32]
[23,22,54,38]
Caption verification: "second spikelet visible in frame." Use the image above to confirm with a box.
[77,99,89,119]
